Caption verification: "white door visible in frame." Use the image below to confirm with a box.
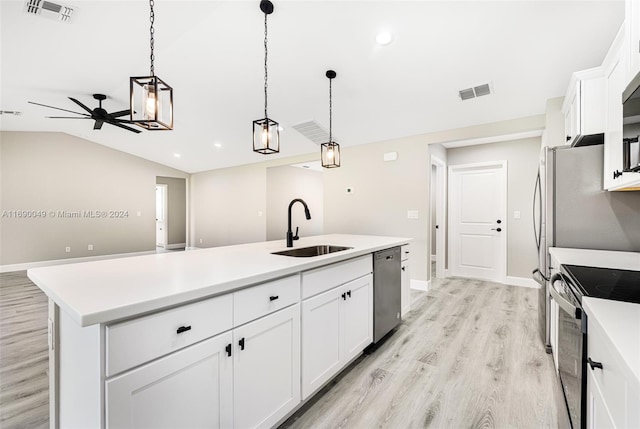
[233,304,300,429]
[341,275,373,363]
[301,287,342,400]
[449,162,506,282]
[106,331,233,429]
[155,185,167,248]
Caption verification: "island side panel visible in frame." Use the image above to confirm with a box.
[58,308,104,428]
[48,300,58,429]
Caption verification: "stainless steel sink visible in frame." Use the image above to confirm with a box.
[271,245,352,257]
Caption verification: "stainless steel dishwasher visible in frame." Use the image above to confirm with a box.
[373,246,401,343]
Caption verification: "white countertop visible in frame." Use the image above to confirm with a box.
[549,247,640,384]
[583,298,640,383]
[28,234,410,327]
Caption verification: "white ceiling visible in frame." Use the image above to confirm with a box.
[0,0,624,173]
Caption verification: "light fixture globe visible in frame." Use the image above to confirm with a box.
[321,69,341,168]
[253,0,280,154]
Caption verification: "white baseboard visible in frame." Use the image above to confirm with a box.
[505,276,539,289]
[165,243,187,250]
[0,251,156,273]
[410,279,429,292]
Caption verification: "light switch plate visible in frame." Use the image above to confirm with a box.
[407,210,419,219]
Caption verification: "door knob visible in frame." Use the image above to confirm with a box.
[435,225,439,229]
[491,228,502,232]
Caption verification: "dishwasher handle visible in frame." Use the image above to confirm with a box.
[549,274,581,319]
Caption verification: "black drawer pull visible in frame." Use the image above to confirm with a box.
[587,357,603,370]
[341,292,346,300]
[347,290,351,298]
[269,295,279,301]
[402,266,406,271]
[176,325,191,334]
[225,343,232,357]
[239,338,245,351]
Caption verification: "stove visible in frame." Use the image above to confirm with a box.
[561,264,640,304]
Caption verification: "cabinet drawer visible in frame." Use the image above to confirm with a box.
[587,318,627,427]
[302,255,372,299]
[401,245,410,261]
[233,275,300,326]
[106,294,233,376]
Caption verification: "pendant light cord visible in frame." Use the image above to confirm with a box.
[329,77,333,143]
[149,0,155,76]
[264,13,268,118]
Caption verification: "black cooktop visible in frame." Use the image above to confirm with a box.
[562,264,640,304]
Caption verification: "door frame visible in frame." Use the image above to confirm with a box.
[430,155,446,279]
[447,160,507,283]
[156,184,168,248]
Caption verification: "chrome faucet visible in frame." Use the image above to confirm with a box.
[287,198,311,247]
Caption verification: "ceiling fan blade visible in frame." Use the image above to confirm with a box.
[108,109,131,118]
[28,101,90,117]
[112,118,137,124]
[93,120,104,130]
[107,121,142,134]
[45,116,91,119]
[68,97,94,115]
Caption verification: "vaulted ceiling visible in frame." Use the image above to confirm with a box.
[0,1,624,173]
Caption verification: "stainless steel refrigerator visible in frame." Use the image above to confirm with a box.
[533,144,640,350]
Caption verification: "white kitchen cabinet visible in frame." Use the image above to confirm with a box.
[401,245,410,318]
[233,304,300,429]
[587,369,616,429]
[106,331,233,429]
[626,0,640,82]
[562,69,606,147]
[301,274,373,399]
[548,253,559,372]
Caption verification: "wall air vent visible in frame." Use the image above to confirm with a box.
[458,82,493,101]
[292,120,338,145]
[24,0,74,23]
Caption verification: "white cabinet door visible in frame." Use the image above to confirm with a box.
[233,304,300,429]
[627,0,640,81]
[106,331,233,429]
[342,275,373,363]
[564,86,579,146]
[587,370,616,429]
[400,261,410,318]
[301,286,343,399]
[604,55,625,190]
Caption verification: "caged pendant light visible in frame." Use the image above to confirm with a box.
[253,0,279,154]
[130,0,174,131]
[321,70,340,168]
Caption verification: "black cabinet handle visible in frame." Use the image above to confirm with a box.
[269,295,279,301]
[347,290,351,298]
[566,135,571,142]
[613,170,623,179]
[225,344,232,357]
[239,338,245,351]
[176,326,191,334]
[587,357,603,370]
[342,292,346,300]
[402,266,406,271]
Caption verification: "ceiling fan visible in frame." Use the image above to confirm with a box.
[28,94,141,134]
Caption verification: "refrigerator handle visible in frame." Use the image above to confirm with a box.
[532,171,541,250]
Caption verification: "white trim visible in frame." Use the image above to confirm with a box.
[430,154,446,280]
[448,160,508,284]
[505,276,539,289]
[430,254,436,261]
[441,130,543,149]
[165,243,187,250]
[445,269,450,277]
[410,279,429,292]
[0,251,156,273]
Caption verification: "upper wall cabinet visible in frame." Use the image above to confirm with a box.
[626,0,640,82]
[562,68,606,147]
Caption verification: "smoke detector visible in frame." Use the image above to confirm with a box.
[24,0,75,23]
[292,120,338,145]
[458,82,493,101]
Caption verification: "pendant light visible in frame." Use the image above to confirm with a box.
[253,0,279,154]
[130,0,174,130]
[321,70,340,168]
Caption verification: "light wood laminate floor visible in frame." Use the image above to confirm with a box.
[0,272,561,429]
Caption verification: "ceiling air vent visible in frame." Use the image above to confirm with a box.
[458,82,493,101]
[24,0,75,23]
[292,120,338,145]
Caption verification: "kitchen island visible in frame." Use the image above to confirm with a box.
[28,234,410,429]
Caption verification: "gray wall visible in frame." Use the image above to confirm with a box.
[446,137,541,278]
[266,166,323,241]
[0,131,189,266]
[156,176,187,246]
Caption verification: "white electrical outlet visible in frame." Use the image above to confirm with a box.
[199,238,203,244]
[88,244,93,251]
[514,211,521,219]
[65,246,71,253]
[137,211,141,217]
[257,211,263,217]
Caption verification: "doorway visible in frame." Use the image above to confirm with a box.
[155,184,168,248]
[448,161,507,283]
[430,155,446,279]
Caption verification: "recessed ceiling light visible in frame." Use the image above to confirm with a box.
[173,153,181,158]
[213,142,222,149]
[376,31,394,46]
